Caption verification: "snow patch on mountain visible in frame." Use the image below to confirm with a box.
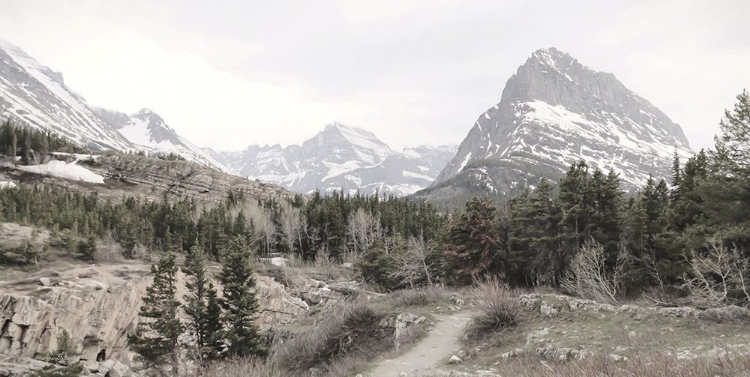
[18,160,105,184]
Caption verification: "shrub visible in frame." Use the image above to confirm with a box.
[274,302,390,372]
[463,277,519,341]
[562,241,624,304]
[682,239,750,307]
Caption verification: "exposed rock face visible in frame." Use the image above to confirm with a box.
[0,152,298,204]
[206,122,457,197]
[0,265,147,369]
[0,262,342,376]
[418,47,692,204]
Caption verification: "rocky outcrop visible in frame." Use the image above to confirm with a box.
[0,262,343,376]
[0,266,145,362]
[0,152,298,204]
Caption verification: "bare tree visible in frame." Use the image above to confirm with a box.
[682,239,750,307]
[242,201,276,255]
[347,208,380,255]
[388,236,435,288]
[279,201,304,254]
[562,241,625,304]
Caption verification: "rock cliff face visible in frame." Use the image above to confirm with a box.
[0,261,346,376]
[418,48,692,204]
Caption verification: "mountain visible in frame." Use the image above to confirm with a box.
[93,107,233,173]
[418,47,692,204]
[206,122,457,197]
[0,39,232,173]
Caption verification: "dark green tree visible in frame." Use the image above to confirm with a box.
[128,253,183,374]
[218,236,267,358]
[444,196,501,285]
[182,245,224,363]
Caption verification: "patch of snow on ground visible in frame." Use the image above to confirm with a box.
[18,160,105,184]
[0,181,17,189]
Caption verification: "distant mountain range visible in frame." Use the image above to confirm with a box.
[0,39,232,173]
[205,122,457,197]
[415,47,693,205]
[0,39,695,203]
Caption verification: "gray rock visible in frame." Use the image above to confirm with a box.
[698,305,750,322]
[449,355,463,364]
[609,354,627,362]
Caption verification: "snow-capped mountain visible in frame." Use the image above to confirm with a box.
[206,122,457,197]
[94,108,233,173]
[419,47,692,203]
[0,39,231,173]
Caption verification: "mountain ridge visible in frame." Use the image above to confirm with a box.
[206,122,457,197]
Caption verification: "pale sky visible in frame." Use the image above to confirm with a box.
[0,0,748,151]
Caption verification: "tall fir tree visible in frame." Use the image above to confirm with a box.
[218,236,267,358]
[444,196,501,285]
[182,245,224,363]
[128,253,183,374]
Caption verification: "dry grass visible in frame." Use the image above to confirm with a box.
[463,278,521,341]
[493,352,750,377]
[200,358,291,377]
[380,286,454,308]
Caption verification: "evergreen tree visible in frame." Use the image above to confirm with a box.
[77,235,97,261]
[128,253,183,373]
[182,245,224,363]
[218,237,267,358]
[444,196,501,285]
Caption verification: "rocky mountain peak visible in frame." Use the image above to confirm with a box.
[420,47,693,206]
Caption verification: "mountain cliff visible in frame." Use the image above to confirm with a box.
[418,47,692,204]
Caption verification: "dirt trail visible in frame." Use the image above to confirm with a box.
[369,310,473,377]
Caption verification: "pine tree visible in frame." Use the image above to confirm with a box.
[77,235,97,261]
[444,196,501,285]
[128,253,183,373]
[183,245,224,363]
[218,236,267,358]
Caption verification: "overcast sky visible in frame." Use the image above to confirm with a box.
[0,0,748,151]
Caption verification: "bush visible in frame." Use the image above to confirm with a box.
[463,278,519,341]
[562,241,624,304]
[274,302,391,372]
